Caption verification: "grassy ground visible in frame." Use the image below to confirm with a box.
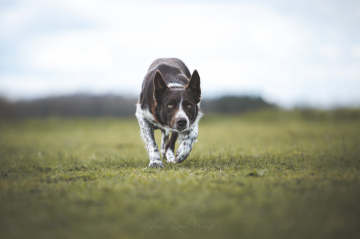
[0,110,360,239]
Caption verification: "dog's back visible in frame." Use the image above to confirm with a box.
[148,58,191,79]
[140,58,191,106]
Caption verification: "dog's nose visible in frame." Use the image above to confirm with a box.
[177,118,187,127]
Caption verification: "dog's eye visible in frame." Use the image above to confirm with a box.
[167,104,173,108]
[187,104,192,108]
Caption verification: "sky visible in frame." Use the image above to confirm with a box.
[0,0,359,108]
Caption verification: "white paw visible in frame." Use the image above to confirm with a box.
[167,156,176,163]
[175,153,190,163]
[176,147,190,163]
[166,149,176,163]
[161,149,166,159]
[148,160,164,168]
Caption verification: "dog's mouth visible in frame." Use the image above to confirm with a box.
[175,126,187,132]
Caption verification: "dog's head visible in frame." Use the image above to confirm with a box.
[153,70,201,132]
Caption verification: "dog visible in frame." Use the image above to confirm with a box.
[135,58,203,167]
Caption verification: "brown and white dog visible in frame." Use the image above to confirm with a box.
[135,58,203,167]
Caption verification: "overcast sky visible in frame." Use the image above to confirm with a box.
[0,0,359,108]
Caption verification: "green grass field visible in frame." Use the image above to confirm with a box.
[1,110,360,239]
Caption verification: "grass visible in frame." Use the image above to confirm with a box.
[0,109,360,239]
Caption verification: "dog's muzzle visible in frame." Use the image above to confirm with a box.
[176,117,188,131]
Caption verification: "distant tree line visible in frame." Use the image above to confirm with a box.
[0,94,275,119]
[201,96,276,114]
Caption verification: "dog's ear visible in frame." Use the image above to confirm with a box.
[186,69,201,103]
[153,70,168,105]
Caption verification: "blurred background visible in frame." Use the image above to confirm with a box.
[0,0,359,118]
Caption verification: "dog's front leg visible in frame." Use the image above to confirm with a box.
[136,113,163,168]
[175,125,198,163]
[165,132,178,163]
[160,130,169,159]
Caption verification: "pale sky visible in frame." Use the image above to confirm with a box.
[0,0,359,108]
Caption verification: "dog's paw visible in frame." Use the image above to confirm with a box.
[167,156,176,163]
[161,149,166,159]
[175,155,189,163]
[166,149,176,163]
[175,144,191,163]
[148,161,164,168]
[175,151,190,163]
